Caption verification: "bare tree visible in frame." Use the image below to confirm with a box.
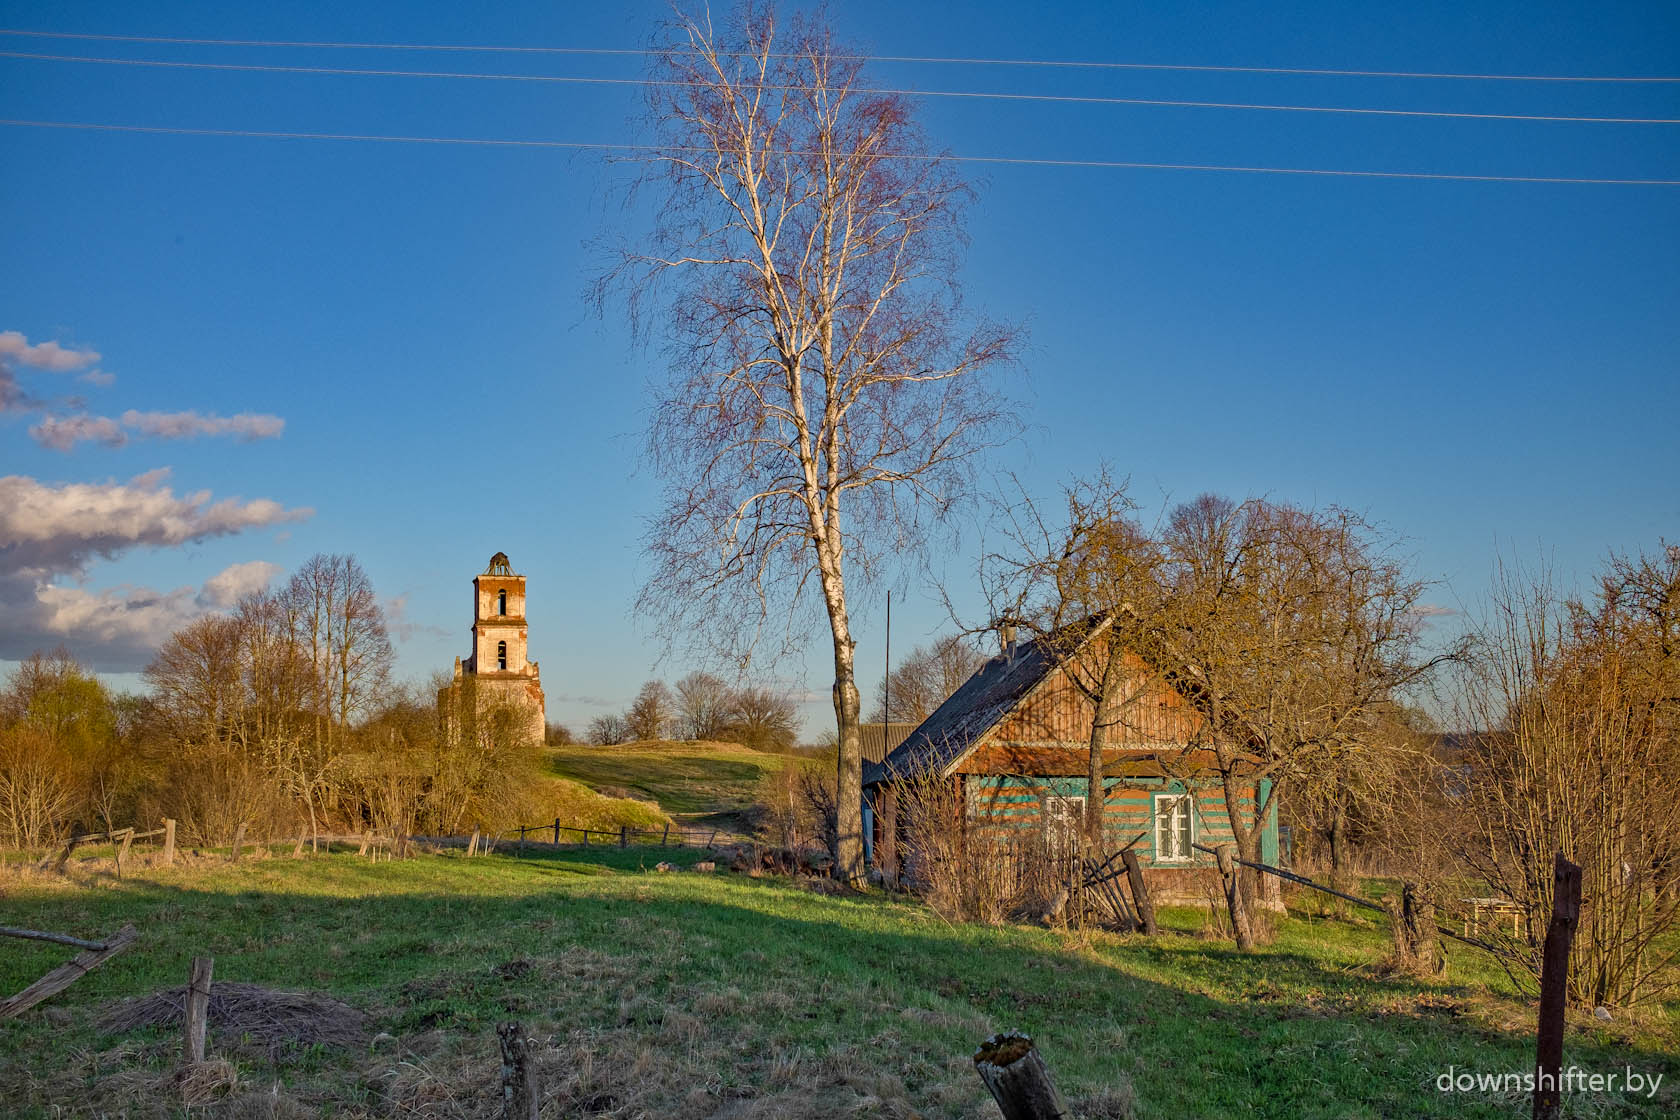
[588,713,631,746]
[1447,548,1680,1006]
[868,635,983,723]
[605,3,1016,881]
[625,679,675,741]
[1152,496,1454,947]
[725,685,802,752]
[675,671,734,740]
[976,470,1164,850]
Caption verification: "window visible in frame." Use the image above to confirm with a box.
[497,589,507,616]
[1154,793,1193,863]
[496,640,508,670]
[1044,793,1085,857]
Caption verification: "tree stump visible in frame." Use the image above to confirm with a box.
[973,1031,1068,1119]
[229,824,246,863]
[184,956,214,1064]
[497,1020,541,1120]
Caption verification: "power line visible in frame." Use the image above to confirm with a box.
[5,50,1675,125]
[5,118,1676,186]
[2,27,1677,83]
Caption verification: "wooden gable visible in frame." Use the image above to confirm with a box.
[987,634,1204,751]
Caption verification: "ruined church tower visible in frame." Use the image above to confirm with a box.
[441,552,546,744]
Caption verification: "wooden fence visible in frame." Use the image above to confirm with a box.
[504,819,723,852]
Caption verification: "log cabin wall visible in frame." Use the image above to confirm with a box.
[962,774,1265,868]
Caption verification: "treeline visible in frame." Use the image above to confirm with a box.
[585,673,801,751]
[0,554,560,848]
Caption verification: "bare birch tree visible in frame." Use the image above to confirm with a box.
[604,4,1016,880]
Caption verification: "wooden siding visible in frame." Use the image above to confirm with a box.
[990,643,1203,747]
[964,774,1264,869]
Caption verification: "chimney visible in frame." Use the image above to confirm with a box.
[998,618,1018,659]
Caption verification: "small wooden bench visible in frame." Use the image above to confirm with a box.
[1461,897,1525,938]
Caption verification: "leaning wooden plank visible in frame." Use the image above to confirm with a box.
[0,924,139,1020]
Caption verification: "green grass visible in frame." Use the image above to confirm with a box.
[2,851,1675,1118]
[546,739,796,821]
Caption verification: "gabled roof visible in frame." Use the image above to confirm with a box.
[862,613,1113,787]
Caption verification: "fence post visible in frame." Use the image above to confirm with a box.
[553,818,561,845]
[1121,848,1158,935]
[620,826,628,849]
[661,823,670,846]
[497,1020,541,1120]
[184,956,214,1065]
[229,823,246,863]
[162,818,176,866]
[1533,853,1583,1120]
[114,829,134,879]
[973,1032,1067,1120]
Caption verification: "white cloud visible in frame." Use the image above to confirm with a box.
[0,330,100,372]
[77,369,116,387]
[121,410,286,442]
[28,409,288,451]
[0,470,310,580]
[200,560,282,608]
[1,561,286,671]
[28,414,128,451]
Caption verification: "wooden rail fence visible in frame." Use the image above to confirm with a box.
[506,819,721,852]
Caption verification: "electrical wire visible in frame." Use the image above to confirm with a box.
[2,27,1677,83]
[5,118,1676,185]
[4,50,1675,125]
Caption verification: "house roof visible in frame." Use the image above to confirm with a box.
[859,722,918,764]
[863,613,1114,787]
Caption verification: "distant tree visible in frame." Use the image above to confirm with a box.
[283,553,392,745]
[545,721,577,745]
[674,671,734,740]
[587,713,631,746]
[1447,547,1680,1007]
[625,680,674,741]
[725,687,801,753]
[605,4,1018,882]
[0,650,124,842]
[868,635,984,723]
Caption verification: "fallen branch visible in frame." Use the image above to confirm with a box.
[0,926,112,951]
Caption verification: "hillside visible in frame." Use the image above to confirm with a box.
[3,849,1675,1118]
[546,739,801,830]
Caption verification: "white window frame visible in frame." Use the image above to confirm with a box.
[1153,792,1195,863]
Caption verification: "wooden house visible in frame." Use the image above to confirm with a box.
[861,613,1279,901]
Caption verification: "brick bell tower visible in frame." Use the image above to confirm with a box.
[442,551,546,744]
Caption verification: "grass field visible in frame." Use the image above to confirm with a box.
[2,848,1675,1119]
[546,740,798,826]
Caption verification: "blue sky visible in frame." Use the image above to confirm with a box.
[2,1,1676,734]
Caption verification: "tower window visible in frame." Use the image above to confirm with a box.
[497,640,508,671]
[497,589,507,616]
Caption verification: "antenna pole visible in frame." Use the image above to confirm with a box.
[883,590,892,734]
